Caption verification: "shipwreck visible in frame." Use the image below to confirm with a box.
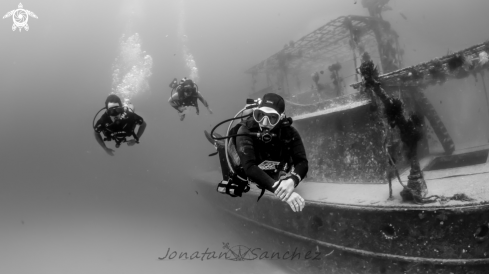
[198,1,489,273]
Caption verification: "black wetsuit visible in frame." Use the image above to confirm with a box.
[235,118,308,192]
[94,111,144,142]
[175,86,210,112]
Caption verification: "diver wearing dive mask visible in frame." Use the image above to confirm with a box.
[107,106,124,117]
[253,108,281,127]
[168,77,213,121]
[251,107,282,143]
[234,93,308,212]
[93,94,147,156]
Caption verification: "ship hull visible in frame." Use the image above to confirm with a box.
[195,172,489,274]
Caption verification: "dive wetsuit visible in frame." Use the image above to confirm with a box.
[235,118,308,192]
[169,86,210,113]
[94,111,144,140]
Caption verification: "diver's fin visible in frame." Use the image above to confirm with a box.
[204,130,225,148]
[204,130,214,144]
[257,188,266,202]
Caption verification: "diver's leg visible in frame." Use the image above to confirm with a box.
[169,94,186,119]
[168,94,181,110]
[169,94,187,121]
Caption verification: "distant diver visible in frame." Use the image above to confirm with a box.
[93,94,147,156]
[209,93,308,212]
[168,77,213,121]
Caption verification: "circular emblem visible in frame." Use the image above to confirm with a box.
[3,3,38,32]
[13,9,28,28]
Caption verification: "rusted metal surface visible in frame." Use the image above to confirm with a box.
[195,178,489,273]
[245,8,403,97]
[285,88,421,185]
[351,42,489,90]
[246,15,379,75]
[293,103,390,184]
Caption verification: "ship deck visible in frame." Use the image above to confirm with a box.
[199,145,489,210]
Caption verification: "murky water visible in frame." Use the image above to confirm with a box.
[1,0,489,273]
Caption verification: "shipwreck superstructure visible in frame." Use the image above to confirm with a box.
[246,1,402,100]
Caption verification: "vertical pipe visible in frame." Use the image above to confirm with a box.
[480,72,489,122]
[353,50,359,82]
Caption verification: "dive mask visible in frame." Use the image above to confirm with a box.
[107,106,124,117]
[253,108,281,127]
[183,85,195,94]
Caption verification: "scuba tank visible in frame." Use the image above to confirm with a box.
[208,98,261,197]
[169,78,178,89]
[209,99,271,181]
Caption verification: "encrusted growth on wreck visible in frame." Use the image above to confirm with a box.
[359,53,428,201]
[351,41,489,89]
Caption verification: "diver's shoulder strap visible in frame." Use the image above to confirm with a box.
[256,186,266,201]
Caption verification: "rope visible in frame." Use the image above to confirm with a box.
[387,153,474,205]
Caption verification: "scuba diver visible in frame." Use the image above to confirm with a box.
[168,77,213,121]
[209,93,308,212]
[93,94,147,156]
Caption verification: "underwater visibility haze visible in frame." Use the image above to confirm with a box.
[1,0,489,273]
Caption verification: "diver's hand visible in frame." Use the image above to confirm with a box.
[208,108,213,114]
[196,109,200,115]
[286,192,305,212]
[273,178,295,201]
[126,140,138,146]
[104,147,115,156]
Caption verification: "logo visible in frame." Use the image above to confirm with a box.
[158,242,332,261]
[258,160,280,170]
[222,243,257,261]
[3,3,38,32]
[266,100,273,104]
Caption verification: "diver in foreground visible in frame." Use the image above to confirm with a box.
[93,94,147,156]
[168,77,213,121]
[210,93,308,212]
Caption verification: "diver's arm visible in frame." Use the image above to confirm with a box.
[272,127,308,201]
[288,127,309,187]
[196,91,213,114]
[135,121,147,139]
[93,131,114,156]
[195,92,209,107]
[177,86,185,101]
[236,126,276,192]
[94,131,106,148]
[126,115,147,146]
[286,192,306,212]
